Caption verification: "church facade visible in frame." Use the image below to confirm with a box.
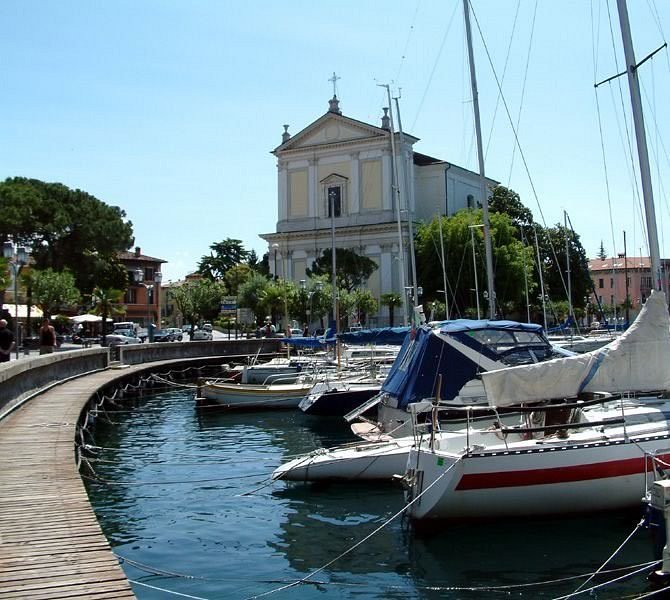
[260,96,497,326]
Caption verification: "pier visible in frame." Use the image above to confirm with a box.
[0,339,279,599]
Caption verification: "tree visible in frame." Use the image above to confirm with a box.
[380,293,402,327]
[0,177,134,295]
[351,289,379,327]
[415,210,535,318]
[198,238,250,281]
[260,280,296,330]
[238,273,271,324]
[597,241,607,260]
[306,248,378,292]
[171,279,226,331]
[537,224,592,316]
[489,185,534,240]
[30,268,81,318]
[91,287,125,346]
[224,263,253,295]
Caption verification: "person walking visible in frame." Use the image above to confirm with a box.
[39,319,57,355]
[0,319,14,362]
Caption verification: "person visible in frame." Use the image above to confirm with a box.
[302,325,309,337]
[39,319,57,355]
[0,319,14,362]
[263,321,275,338]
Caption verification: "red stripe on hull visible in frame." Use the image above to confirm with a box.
[455,452,670,491]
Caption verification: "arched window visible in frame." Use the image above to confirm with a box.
[467,194,474,209]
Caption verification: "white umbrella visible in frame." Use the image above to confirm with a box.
[70,314,105,324]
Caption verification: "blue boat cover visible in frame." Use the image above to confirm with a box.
[381,319,545,409]
[338,326,410,345]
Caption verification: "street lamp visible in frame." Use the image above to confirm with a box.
[272,243,279,281]
[3,241,28,359]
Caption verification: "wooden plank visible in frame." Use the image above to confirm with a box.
[0,366,157,599]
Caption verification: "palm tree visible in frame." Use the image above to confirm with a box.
[380,293,402,327]
[91,287,125,346]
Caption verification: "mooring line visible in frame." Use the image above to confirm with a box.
[242,456,464,599]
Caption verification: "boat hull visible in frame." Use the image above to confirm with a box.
[273,439,415,482]
[406,434,670,520]
[200,381,312,409]
[300,385,381,416]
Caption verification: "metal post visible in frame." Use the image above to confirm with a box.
[623,231,630,325]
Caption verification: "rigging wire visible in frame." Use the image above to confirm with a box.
[393,0,422,84]
[467,3,572,306]
[506,0,538,188]
[409,2,459,132]
[483,0,522,161]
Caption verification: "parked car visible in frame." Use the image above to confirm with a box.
[166,327,183,341]
[202,322,213,332]
[104,333,142,346]
[152,329,174,342]
[191,329,213,341]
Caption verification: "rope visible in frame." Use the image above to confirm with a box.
[128,579,210,599]
[560,518,646,599]
[117,552,659,594]
[242,456,464,600]
[551,560,660,600]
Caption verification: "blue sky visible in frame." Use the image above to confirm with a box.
[1,1,669,282]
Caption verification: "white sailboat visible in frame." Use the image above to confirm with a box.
[403,0,670,521]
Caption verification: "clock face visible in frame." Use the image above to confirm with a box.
[325,124,340,141]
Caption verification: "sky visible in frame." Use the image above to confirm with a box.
[1,0,669,283]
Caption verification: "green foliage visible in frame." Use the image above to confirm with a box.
[171,279,226,329]
[380,292,403,327]
[597,240,607,260]
[306,248,378,292]
[91,287,126,343]
[416,210,534,318]
[0,257,9,292]
[30,268,81,317]
[0,177,134,295]
[237,273,271,323]
[224,263,253,294]
[350,289,378,327]
[489,185,535,239]
[260,280,296,327]
[198,238,250,281]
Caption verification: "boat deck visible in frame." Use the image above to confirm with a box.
[0,367,143,599]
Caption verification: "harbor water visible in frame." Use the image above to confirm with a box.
[83,385,659,599]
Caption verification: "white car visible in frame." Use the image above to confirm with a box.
[166,327,183,341]
[105,333,142,346]
[191,330,213,341]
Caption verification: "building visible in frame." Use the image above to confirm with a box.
[588,256,670,319]
[118,247,166,327]
[260,95,497,326]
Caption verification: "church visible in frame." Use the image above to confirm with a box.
[260,94,497,327]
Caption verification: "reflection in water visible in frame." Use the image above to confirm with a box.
[83,388,657,599]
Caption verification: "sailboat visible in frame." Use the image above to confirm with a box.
[403,0,670,521]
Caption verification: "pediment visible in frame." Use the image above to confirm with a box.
[275,113,388,153]
[321,173,349,185]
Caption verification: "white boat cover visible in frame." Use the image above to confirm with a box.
[482,291,670,407]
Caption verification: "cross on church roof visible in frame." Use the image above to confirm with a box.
[329,72,340,97]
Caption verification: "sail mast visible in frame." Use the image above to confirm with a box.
[616,0,662,291]
[463,0,496,319]
[380,84,409,326]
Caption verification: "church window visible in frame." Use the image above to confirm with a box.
[467,194,474,209]
[327,186,342,217]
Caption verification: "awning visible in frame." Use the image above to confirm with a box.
[1,304,43,319]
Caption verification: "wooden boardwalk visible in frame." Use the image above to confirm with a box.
[0,367,142,599]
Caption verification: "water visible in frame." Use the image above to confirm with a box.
[83,386,659,599]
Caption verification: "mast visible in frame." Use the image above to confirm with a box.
[564,210,573,323]
[381,84,409,326]
[438,214,450,319]
[616,0,662,292]
[463,0,496,319]
[393,95,419,310]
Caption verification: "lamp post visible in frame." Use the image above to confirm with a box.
[3,241,28,359]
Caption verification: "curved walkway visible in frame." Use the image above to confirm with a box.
[0,366,151,599]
